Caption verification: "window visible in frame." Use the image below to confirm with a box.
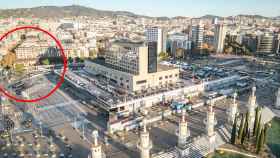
[159,77,162,80]
[136,80,147,85]
[165,76,168,79]
[169,75,173,78]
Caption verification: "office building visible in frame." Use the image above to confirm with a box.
[147,42,157,73]
[85,41,179,92]
[168,33,192,58]
[146,27,167,54]
[256,33,275,55]
[274,34,280,55]
[214,24,227,53]
[191,24,204,49]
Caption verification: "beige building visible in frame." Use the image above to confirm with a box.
[85,42,179,92]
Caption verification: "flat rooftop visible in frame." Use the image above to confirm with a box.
[87,58,178,73]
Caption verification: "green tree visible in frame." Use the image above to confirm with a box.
[263,123,270,145]
[256,128,265,154]
[256,121,262,145]
[230,114,238,145]
[238,114,245,140]
[253,107,261,136]
[74,57,81,63]
[68,57,73,63]
[80,57,85,63]
[89,49,98,58]
[241,112,249,145]
[42,58,50,65]
[159,51,169,61]
[14,63,25,74]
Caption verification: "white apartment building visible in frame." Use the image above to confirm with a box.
[214,24,227,53]
[191,24,204,49]
[15,41,60,60]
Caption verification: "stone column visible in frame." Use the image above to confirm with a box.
[177,109,190,148]
[248,86,257,129]
[89,130,102,158]
[137,118,152,158]
[228,92,238,124]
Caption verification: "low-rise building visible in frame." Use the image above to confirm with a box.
[85,41,180,92]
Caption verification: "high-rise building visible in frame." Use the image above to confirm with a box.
[242,34,257,53]
[191,24,204,49]
[214,24,227,53]
[276,88,280,108]
[146,27,167,55]
[147,42,157,73]
[256,33,275,55]
[274,34,280,55]
[168,33,192,58]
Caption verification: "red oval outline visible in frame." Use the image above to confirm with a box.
[0,26,67,103]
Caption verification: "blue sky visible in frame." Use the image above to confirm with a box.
[1,0,279,17]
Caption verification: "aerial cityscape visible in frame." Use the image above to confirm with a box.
[0,1,280,158]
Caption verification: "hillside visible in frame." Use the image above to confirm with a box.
[0,5,141,19]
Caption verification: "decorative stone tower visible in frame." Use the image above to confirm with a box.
[276,88,280,109]
[206,104,216,152]
[206,105,215,137]
[137,118,152,158]
[248,86,257,129]
[176,109,190,148]
[89,130,102,158]
[228,92,238,124]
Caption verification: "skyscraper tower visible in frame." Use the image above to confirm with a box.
[176,109,190,148]
[214,24,227,53]
[248,86,257,129]
[191,23,204,50]
[276,88,280,108]
[146,27,167,55]
[228,92,238,124]
[88,130,102,158]
[147,41,158,73]
[137,118,152,158]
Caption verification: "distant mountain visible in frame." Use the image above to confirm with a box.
[0,5,142,18]
[0,5,276,20]
[236,14,269,19]
[200,14,222,19]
